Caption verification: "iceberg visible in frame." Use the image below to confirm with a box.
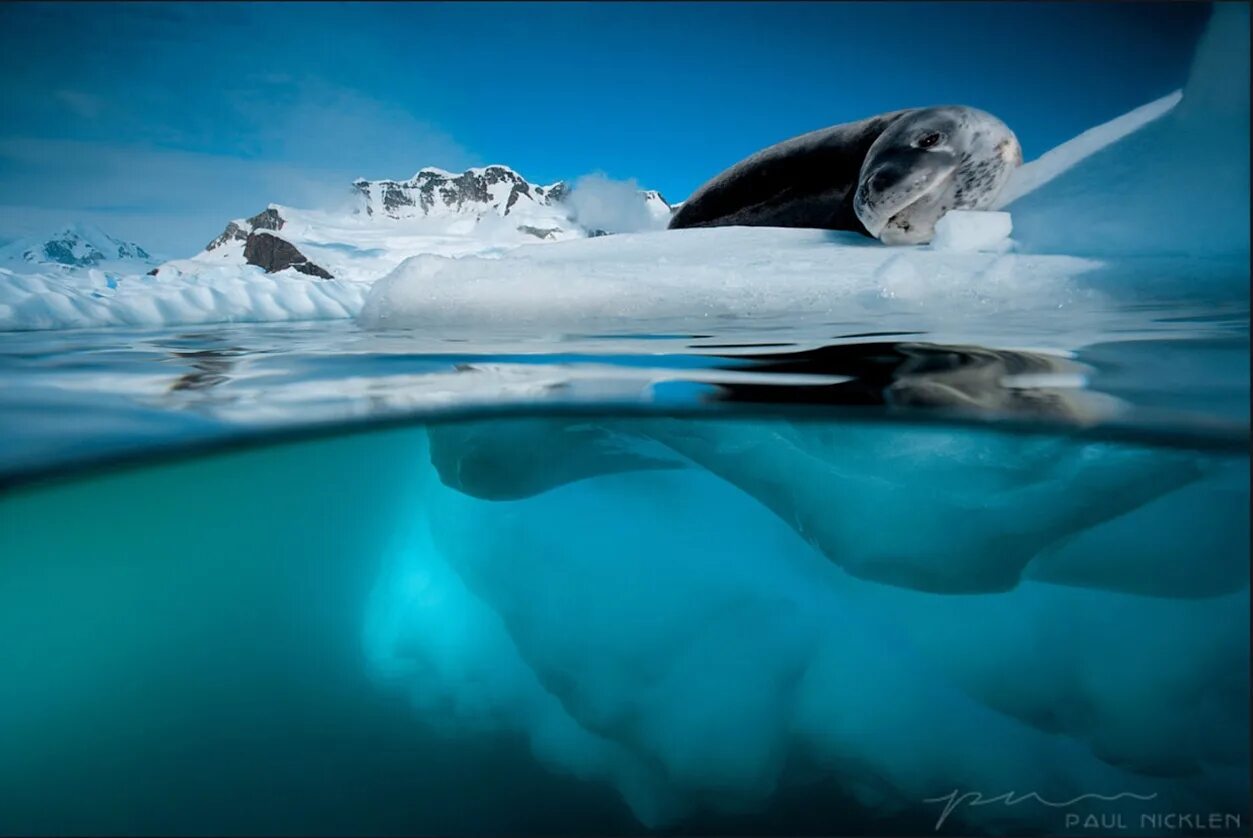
[358,9,1249,829]
[360,5,1248,333]
[0,6,1245,836]
[357,226,1101,334]
[0,264,366,331]
[2,6,1246,334]
[424,415,1240,597]
[364,422,1248,831]
[1007,2,1249,262]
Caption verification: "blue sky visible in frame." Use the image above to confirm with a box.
[0,1,1212,256]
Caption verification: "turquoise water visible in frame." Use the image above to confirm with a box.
[0,313,1248,836]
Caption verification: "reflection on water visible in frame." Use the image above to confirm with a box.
[0,311,1247,486]
[168,346,248,392]
[706,341,1114,421]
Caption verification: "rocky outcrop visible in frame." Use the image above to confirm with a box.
[352,165,557,219]
[206,221,248,251]
[351,165,585,221]
[247,207,284,232]
[206,207,286,252]
[242,231,332,279]
[540,182,569,204]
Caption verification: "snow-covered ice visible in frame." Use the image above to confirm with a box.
[929,210,1012,253]
[358,226,1100,333]
[0,264,367,332]
[0,4,1245,339]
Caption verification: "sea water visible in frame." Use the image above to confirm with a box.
[0,313,1247,837]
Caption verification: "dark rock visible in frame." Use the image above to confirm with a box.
[545,182,570,204]
[246,207,284,231]
[382,182,415,213]
[40,240,102,267]
[353,167,574,219]
[504,181,533,214]
[352,180,374,216]
[206,221,248,251]
[291,261,335,279]
[517,225,561,240]
[117,242,150,259]
[147,268,159,276]
[242,231,333,279]
[443,171,492,207]
[206,208,285,252]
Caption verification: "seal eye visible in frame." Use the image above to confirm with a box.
[917,132,943,149]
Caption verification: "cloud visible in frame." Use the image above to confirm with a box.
[0,137,373,257]
[565,173,666,234]
[222,78,476,177]
[0,80,481,257]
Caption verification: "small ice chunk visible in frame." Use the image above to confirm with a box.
[930,210,1013,253]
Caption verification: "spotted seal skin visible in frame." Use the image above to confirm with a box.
[669,106,1022,245]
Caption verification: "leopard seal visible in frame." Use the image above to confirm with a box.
[668,106,1022,245]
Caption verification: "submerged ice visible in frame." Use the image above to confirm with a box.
[365,419,1249,832]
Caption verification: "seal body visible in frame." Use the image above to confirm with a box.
[670,106,1021,245]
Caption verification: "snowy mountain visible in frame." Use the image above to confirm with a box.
[0,224,157,273]
[352,165,569,221]
[156,165,672,283]
[3,0,1244,335]
[350,165,671,228]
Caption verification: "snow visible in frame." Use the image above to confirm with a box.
[929,210,1012,253]
[0,5,1245,334]
[0,264,365,331]
[359,226,1100,333]
[184,203,576,282]
[351,165,587,225]
[563,175,672,233]
[0,222,158,274]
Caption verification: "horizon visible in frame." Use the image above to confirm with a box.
[0,1,1214,256]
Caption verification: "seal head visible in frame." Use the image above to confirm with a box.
[854,106,1022,245]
